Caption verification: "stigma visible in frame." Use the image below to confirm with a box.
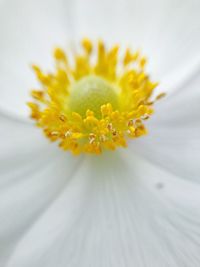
[69,75,119,118]
[28,38,162,155]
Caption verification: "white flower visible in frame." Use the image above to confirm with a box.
[0,0,200,266]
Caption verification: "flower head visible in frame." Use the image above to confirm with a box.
[1,0,200,266]
[28,39,163,155]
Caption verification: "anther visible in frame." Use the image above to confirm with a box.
[141,114,149,120]
[107,123,113,131]
[99,135,106,142]
[59,114,66,122]
[89,133,96,139]
[128,119,134,127]
[65,131,72,138]
[89,133,96,144]
[127,129,131,135]
[112,129,117,136]
[156,92,166,101]
[51,131,59,136]
[135,119,143,127]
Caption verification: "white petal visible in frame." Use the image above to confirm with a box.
[73,0,200,86]
[0,114,81,265]
[6,150,200,267]
[132,69,200,182]
[0,0,72,119]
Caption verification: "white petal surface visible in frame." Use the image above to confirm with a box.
[7,150,200,267]
[132,69,200,182]
[0,0,72,118]
[0,114,81,266]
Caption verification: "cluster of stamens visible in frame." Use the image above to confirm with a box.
[28,38,164,155]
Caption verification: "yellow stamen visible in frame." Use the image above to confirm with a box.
[28,38,163,155]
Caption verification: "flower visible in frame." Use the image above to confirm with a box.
[0,0,200,267]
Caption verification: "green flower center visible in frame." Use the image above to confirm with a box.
[69,75,119,118]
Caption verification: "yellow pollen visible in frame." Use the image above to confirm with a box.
[28,38,163,155]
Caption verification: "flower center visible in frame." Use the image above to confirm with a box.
[69,75,119,118]
[28,38,164,155]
